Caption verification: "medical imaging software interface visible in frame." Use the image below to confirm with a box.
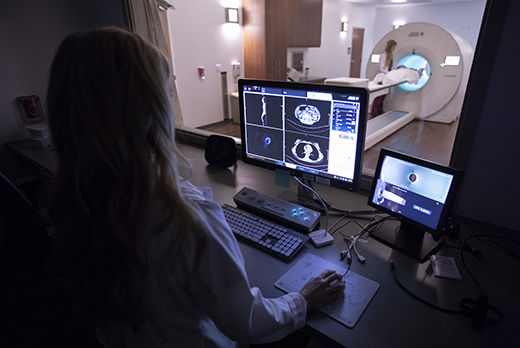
[242,84,363,183]
[371,155,454,230]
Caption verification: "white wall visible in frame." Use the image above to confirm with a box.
[168,0,485,128]
[167,0,244,128]
[372,2,486,55]
[0,0,128,146]
[290,0,376,79]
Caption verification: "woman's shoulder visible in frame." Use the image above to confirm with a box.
[179,180,210,200]
[178,181,243,259]
[179,181,226,231]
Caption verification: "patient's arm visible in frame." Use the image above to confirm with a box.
[396,65,425,77]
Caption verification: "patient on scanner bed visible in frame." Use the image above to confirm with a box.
[374,66,424,86]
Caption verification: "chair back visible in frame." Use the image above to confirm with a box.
[0,172,48,265]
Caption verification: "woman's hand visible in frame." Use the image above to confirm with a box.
[299,269,345,311]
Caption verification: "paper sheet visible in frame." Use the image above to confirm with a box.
[275,253,380,327]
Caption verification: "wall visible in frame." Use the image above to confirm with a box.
[169,0,485,129]
[166,0,244,128]
[289,0,376,80]
[0,0,128,146]
[0,1,487,141]
[372,1,486,56]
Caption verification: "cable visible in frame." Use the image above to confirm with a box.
[457,233,519,329]
[342,257,352,278]
[294,178,378,216]
[294,176,329,233]
[459,234,520,297]
[332,214,392,236]
[390,231,519,330]
[340,249,352,277]
[351,238,366,264]
[460,236,485,297]
[333,215,393,266]
[298,179,333,210]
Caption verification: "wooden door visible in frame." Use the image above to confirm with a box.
[350,27,364,78]
[292,52,304,72]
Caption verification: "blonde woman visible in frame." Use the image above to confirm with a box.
[46,27,344,347]
[372,39,397,117]
[379,39,397,74]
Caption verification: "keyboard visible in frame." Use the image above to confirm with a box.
[222,204,309,261]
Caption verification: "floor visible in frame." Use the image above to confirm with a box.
[201,118,459,173]
[199,120,241,138]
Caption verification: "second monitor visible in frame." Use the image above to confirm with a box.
[367,148,463,262]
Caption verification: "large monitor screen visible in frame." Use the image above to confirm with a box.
[367,148,463,261]
[239,79,368,192]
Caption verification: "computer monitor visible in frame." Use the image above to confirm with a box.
[238,79,368,194]
[367,148,463,262]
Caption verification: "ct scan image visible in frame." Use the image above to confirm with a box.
[244,93,283,129]
[284,97,331,137]
[246,125,284,161]
[284,132,328,171]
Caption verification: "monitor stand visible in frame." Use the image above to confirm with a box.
[276,184,318,207]
[369,221,444,263]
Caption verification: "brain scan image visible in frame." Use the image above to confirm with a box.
[291,139,324,164]
[294,104,321,125]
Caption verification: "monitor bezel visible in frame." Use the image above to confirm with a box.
[367,148,463,240]
[238,78,369,192]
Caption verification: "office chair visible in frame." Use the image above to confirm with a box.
[0,172,53,346]
[0,172,103,347]
[0,172,48,263]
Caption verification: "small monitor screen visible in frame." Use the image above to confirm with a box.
[239,79,368,192]
[368,148,462,238]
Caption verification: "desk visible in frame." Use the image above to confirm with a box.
[7,139,57,174]
[8,139,520,348]
[299,76,327,84]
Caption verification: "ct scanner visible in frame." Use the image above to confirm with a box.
[326,22,473,150]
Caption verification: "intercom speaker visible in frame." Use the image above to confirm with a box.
[204,134,237,168]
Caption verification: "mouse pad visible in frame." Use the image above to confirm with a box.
[275,253,380,328]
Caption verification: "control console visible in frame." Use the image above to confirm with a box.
[233,187,321,233]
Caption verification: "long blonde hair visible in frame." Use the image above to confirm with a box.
[383,39,397,68]
[47,27,207,328]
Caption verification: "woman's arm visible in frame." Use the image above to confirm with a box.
[188,197,343,344]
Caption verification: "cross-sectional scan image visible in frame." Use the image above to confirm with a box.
[246,125,284,161]
[285,132,328,171]
[284,97,331,136]
[244,94,283,129]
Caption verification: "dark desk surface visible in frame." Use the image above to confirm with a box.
[7,139,57,174]
[8,139,520,348]
[299,76,327,84]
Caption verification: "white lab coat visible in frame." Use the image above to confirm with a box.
[379,53,392,74]
[97,181,307,347]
